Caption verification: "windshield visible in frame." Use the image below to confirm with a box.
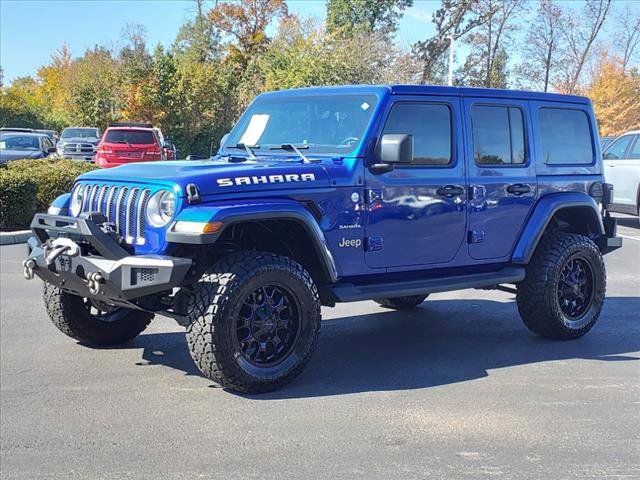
[104,130,156,144]
[223,94,378,156]
[62,128,99,139]
[0,134,40,150]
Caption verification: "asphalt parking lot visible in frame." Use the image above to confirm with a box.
[1,217,639,479]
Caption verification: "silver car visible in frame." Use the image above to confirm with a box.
[0,132,56,165]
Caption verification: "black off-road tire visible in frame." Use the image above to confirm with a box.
[43,284,153,346]
[374,295,428,310]
[185,251,321,394]
[516,232,606,340]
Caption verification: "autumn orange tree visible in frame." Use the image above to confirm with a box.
[587,57,640,136]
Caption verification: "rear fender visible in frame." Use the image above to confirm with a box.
[512,192,604,264]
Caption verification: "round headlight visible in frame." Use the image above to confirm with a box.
[69,185,84,217]
[146,190,176,227]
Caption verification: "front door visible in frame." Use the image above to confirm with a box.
[463,98,537,260]
[364,97,467,268]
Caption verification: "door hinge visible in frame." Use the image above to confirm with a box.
[366,235,384,251]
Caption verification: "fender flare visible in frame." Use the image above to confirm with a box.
[166,200,339,283]
[511,192,604,264]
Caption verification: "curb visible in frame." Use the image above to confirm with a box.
[0,230,31,246]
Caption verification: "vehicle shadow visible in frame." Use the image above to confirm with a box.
[132,296,640,399]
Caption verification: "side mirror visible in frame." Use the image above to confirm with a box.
[379,134,413,164]
[603,152,617,160]
[220,133,230,149]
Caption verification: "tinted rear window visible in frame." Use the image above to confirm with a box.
[104,130,155,144]
[540,108,594,164]
[472,105,526,165]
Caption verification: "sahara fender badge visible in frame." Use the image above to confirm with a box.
[217,173,316,187]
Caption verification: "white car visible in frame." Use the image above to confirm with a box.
[603,130,640,216]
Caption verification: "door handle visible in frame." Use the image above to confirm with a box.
[437,185,465,198]
[507,183,532,195]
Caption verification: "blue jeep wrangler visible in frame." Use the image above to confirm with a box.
[24,85,622,393]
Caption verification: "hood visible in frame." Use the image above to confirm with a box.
[77,157,353,197]
[0,150,43,162]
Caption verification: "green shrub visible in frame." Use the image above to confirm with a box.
[6,159,98,212]
[1,159,98,229]
[0,169,37,230]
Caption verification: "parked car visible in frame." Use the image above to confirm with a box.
[56,127,101,161]
[603,130,640,216]
[0,131,56,165]
[95,123,164,168]
[24,85,622,394]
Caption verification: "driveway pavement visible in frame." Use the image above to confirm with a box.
[1,218,638,479]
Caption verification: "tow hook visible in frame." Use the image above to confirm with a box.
[87,272,104,295]
[22,259,36,280]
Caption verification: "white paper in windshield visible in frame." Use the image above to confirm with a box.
[239,114,269,146]
[0,141,5,149]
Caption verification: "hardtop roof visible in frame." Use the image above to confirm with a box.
[258,84,590,104]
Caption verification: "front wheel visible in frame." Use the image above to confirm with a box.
[516,232,606,340]
[186,252,321,393]
[43,284,153,346]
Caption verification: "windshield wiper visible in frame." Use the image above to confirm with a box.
[226,143,259,160]
[269,143,314,163]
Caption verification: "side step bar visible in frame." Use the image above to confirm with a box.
[330,267,525,303]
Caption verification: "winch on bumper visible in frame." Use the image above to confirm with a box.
[23,213,192,310]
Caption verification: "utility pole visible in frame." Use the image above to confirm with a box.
[448,35,455,86]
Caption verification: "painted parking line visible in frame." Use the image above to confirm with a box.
[618,233,640,241]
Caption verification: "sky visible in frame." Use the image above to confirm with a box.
[0,0,439,83]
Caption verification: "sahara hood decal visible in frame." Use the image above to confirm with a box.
[217,173,316,187]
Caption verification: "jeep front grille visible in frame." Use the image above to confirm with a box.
[74,184,152,245]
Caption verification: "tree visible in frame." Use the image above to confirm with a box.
[513,0,564,92]
[413,0,492,84]
[586,58,640,136]
[326,0,413,36]
[457,0,523,88]
[208,0,288,63]
[613,3,640,72]
[173,0,222,62]
[557,0,612,94]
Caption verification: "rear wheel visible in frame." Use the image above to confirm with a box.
[186,252,321,393]
[516,232,606,340]
[43,284,153,346]
[374,295,428,310]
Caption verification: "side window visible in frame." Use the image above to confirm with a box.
[381,102,452,165]
[603,135,633,159]
[540,108,594,164]
[472,105,525,165]
[629,136,640,159]
[42,137,51,150]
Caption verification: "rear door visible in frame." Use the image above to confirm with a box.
[364,95,467,268]
[463,98,537,260]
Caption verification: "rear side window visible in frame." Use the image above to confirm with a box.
[104,130,156,144]
[381,103,452,165]
[472,105,525,165]
[539,108,594,164]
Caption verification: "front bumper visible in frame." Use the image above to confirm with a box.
[24,214,191,309]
